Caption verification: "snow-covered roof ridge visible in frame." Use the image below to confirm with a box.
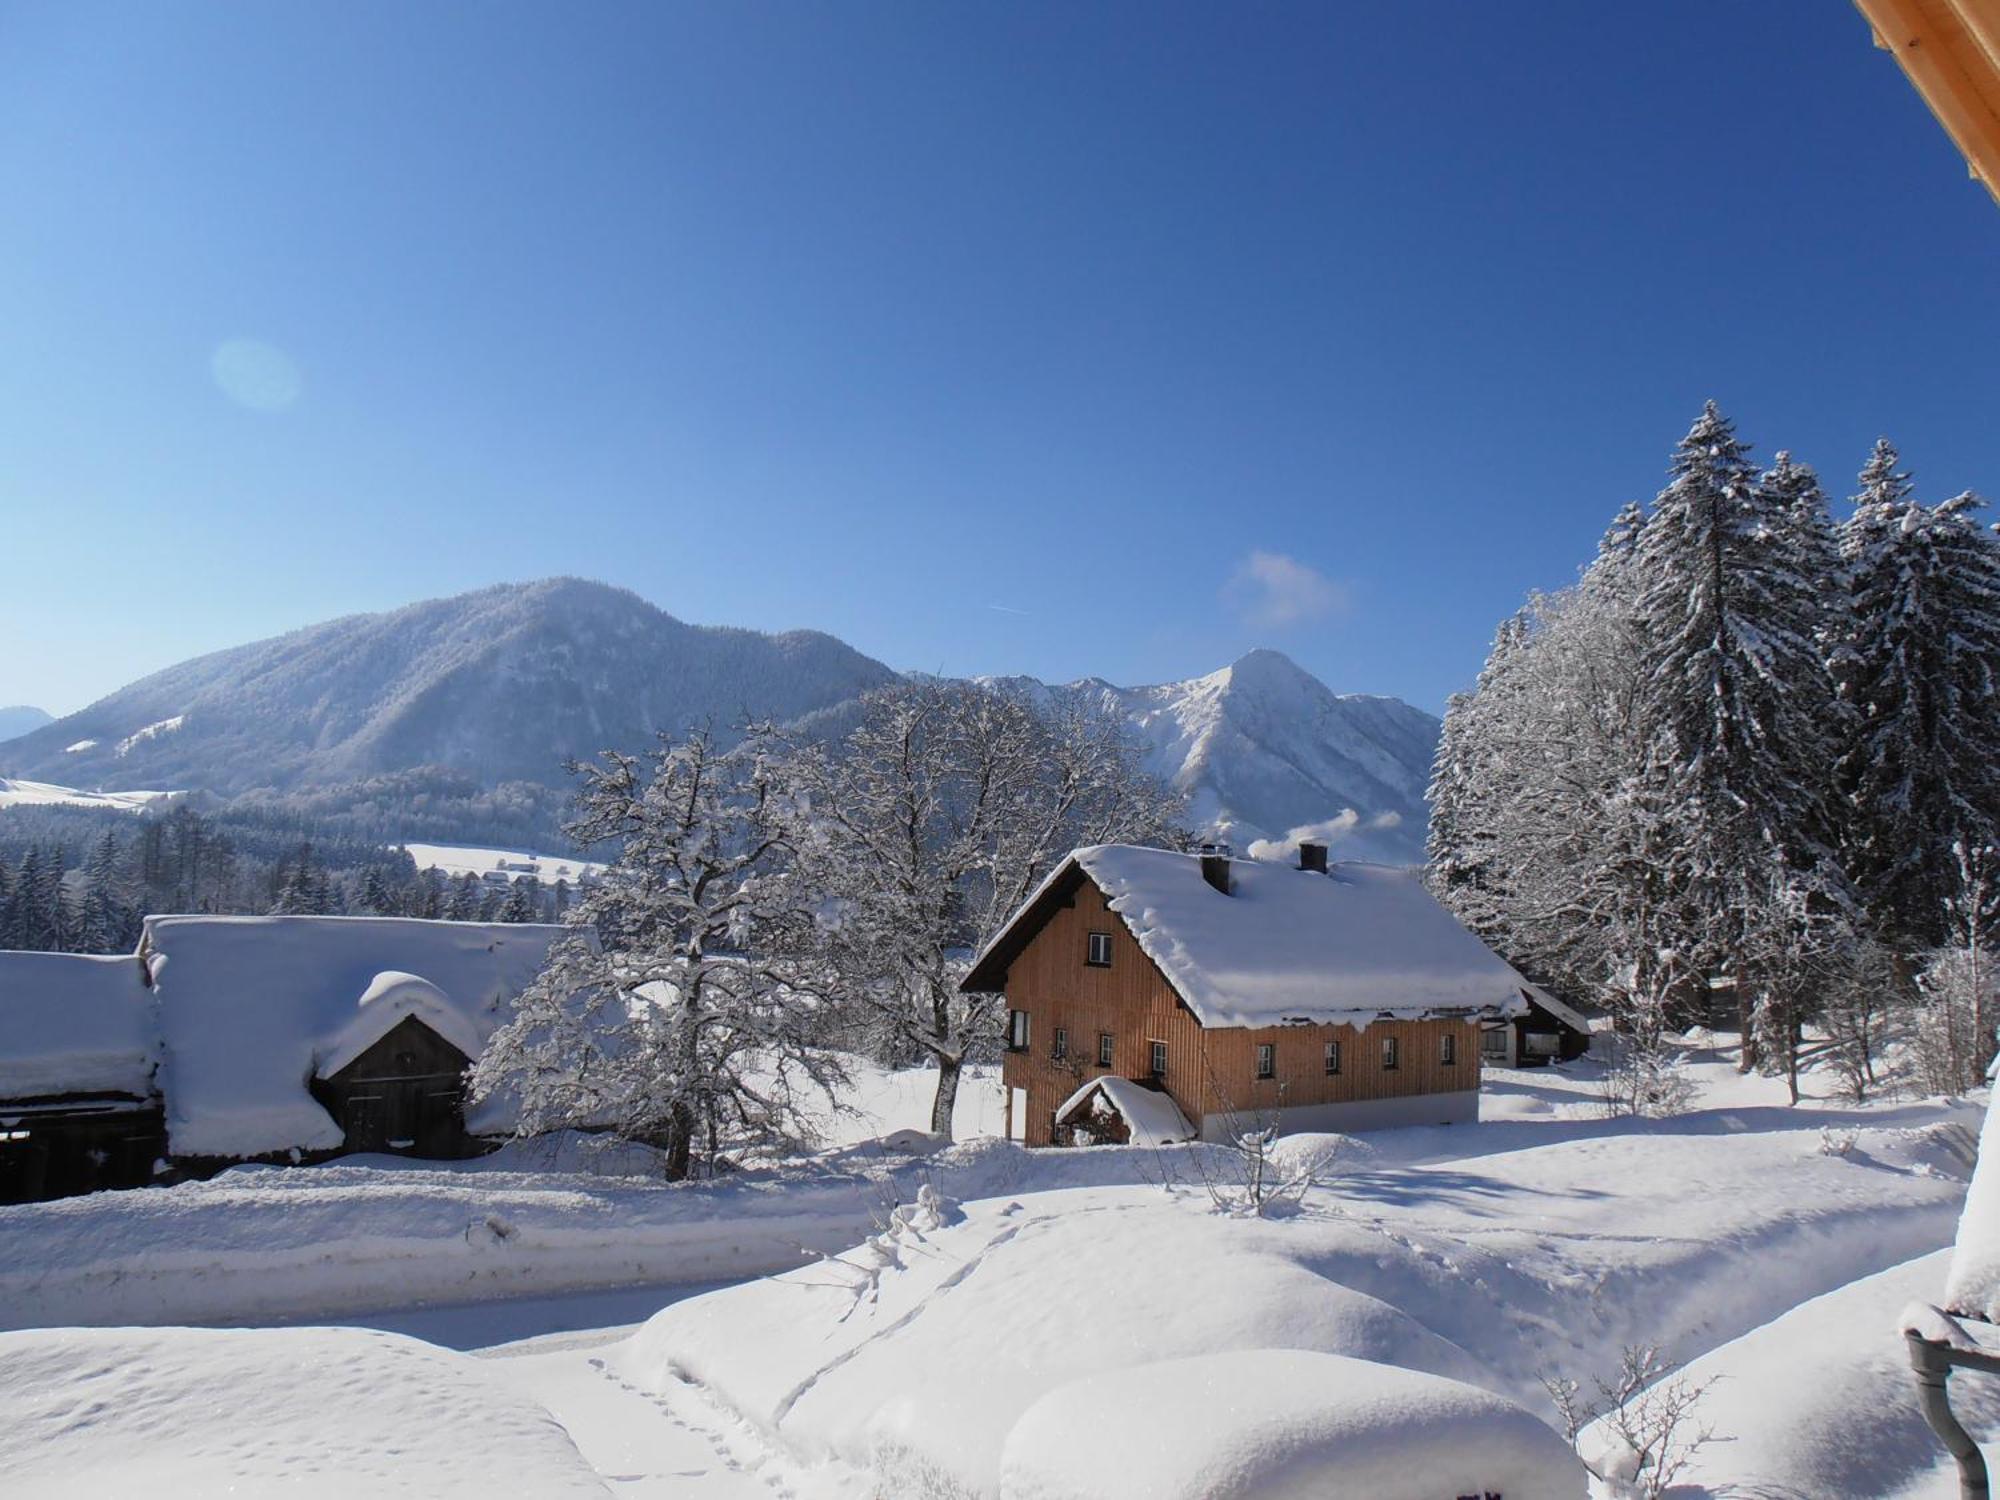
[1522,981,1592,1035]
[312,970,488,1080]
[979,843,1529,1029]
[0,950,158,1100]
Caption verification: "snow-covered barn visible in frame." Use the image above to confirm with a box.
[0,951,162,1202]
[0,916,566,1199]
[962,843,1532,1146]
[141,915,566,1167]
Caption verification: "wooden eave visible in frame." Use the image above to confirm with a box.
[959,859,1092,993]
[1856,0,2000,205]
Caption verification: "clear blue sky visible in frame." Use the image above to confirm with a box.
[3,1,1996,717]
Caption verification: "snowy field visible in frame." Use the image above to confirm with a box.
[400,840,606,885]
[4,1043,1997,1496]
[0,776,177,813]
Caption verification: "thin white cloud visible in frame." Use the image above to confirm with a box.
[985,603,1030,616]
[1226,550,1347,629]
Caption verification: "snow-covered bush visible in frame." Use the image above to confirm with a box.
[1192,1126,1343,1219]
[1545,1344,1720,1500]
[1595,1030,1695,1120]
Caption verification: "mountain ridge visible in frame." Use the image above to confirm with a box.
[4,580,1438,860]
[0,706,53,745]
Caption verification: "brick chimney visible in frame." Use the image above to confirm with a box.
[1298,841,1328,874]
[1200,850,1232,894]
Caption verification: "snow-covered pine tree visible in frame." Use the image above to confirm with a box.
[1426,612,1529,948]
[1836,448,2000,952]
[500,876,539,923]
[358,867,394,915]
[446,872,483,921]
[76,830,137,953]
[1627,404,1846,1068]
[470,724,843,1179]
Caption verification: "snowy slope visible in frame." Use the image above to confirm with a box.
[0,1325,605,1498]
[990,649,1437,862]
[401,841,605,885]
[0,578,899,796]
[0,776,178,812]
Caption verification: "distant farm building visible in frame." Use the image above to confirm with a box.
[963,842,1539,1147]
[1481,984,1592,1069]
[0,916,564,1202]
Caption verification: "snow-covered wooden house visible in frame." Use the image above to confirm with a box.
[0,915,565,1200]
[961,843,1532,1147]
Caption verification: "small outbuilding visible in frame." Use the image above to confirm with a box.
[1055,1075,1196,1148]
[1480,983,1593,1068]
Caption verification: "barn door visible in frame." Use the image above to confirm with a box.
[342,1092,389,1152]
[414,1083,466,1157]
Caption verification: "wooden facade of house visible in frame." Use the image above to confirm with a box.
[970,852,1497,1148]
[307,1013,478,1160]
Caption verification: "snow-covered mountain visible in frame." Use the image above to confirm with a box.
[3,584,1438,859]
[0,706,53,744]
[0,579,900,796]
[988,649,1437,863]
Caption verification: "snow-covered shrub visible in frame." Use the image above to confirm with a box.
[1595,1031,1695,1119]
[1911,945,2000,1097]
[1545,1344,1720,1500]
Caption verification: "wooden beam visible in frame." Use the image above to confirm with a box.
[1856,0,2000,206]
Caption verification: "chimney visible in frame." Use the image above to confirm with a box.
[1200,850,1232,895]
[1298,841,1328,874]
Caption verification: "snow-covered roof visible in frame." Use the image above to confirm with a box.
[313,971,487,1080]
[965,844,1531,1028]
[142,916,566,1158]
[0,951,157,1100]
[1056,1076,1195,1148]
[1521,981,1592,1035]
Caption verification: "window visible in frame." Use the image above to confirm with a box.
[1150,1039,1168,1078]
[1052,1027,1069,1061]
[1255,1043,1276,1080]
[1008,1010,1030,1053]
[1098,1032,1114,1067]
[1381,1035,1400,1071]
[1481,1027,1510,1059]
[1086,931,1113,967]
[1324,1039,1341,1075]
[1441,1033,1457,1066]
